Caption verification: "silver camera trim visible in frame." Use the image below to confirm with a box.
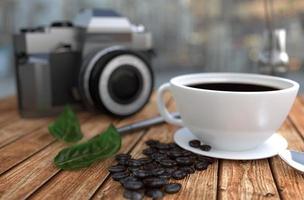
[81,46,126,106]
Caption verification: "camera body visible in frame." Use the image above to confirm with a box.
[13,9,154,117]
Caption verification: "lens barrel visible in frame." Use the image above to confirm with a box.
[79,49,153,117]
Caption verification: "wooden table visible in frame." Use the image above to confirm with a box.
[0,93,304,200]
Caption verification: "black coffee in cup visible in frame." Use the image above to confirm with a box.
[187,82,279,92]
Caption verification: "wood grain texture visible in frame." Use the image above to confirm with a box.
[269,119,304,200]
[218,132,281,197]
[0,114,119,200]
[0,112,92,175]
[289,98,304,140]
[0,142,65,200]
[0,110,19,127]
[0,97,19,127]
[0,96,17,111]
[1,95,304,200]
[0,93,169,200]
[218,159,279,200]
[92,101,219,200]
[29,94,171,200]
[0,117,52,148]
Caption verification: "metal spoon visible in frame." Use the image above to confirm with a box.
[117,112,180,134]
[279,149,304,173]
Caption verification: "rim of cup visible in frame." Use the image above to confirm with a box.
[170,73,299,95]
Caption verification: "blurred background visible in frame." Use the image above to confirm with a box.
[1,0,304,98]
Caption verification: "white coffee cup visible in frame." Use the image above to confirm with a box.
[157,73,299,151]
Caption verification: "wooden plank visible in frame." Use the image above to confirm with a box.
[297,96,304,107]
[0,117,52,148]
[218,159,279,200]
[28,94,171,200]
[0,97,19,127]
[0,115,118,200]
[218,132,281,196]
[0,93,169,200]
[0,112,92,175]
[269,119,304,200]
[289,98,304,140]
[0,110,19,127]
[92,101,219,200]
[0,96,17,111]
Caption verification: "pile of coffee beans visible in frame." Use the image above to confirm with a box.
[108,140,215,199]
[189,139,212,151]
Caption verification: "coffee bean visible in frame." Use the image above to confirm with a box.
[172,170,187,180]
[117,159,129,166]
[180,166,195,174]
[159,159,177,167]
[168,143,178,149]
[200,144,212,151]
[111,140,215,199]
[123,180,144,190]
[146,189,164,199]
[189,140,201,148]
[165,167,177,175]
[175,157,194,166]
[128,167,141,173]
[108,165,126,173]
[197,155,214,164]
[143,148,156,156]
[142,162,159,170]
[120,176,139,185]
[181,150,193,156]
[143,177,167,188]
[158,173,171,179]
[164,183,182,194]
[167,150,183,158]
[155,143,170,150]
[116,153,131,161]
[150,168,165,176]
[128,159,143,167]
[151,153,168,161]
[111,171,129,181]
[137,157,152,165]
[159,149,168,154]
[123,189,144,200]
[189,155,198,161]
[171,146,183,151]
[133,169,151,178]
[195,161,209,171]
[145,139,159,147]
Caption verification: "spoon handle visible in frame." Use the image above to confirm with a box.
[117,112,180,134]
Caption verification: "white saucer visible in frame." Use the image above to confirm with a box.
[174,128,288,160]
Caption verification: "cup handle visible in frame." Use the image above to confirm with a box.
[157,83,183,126]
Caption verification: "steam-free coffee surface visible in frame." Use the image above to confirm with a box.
[187,82,279,92]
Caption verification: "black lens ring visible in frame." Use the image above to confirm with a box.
[107,65,144,105]
[87,50,153,117]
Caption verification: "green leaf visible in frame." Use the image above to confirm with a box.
[48,106,83,143]
[54,124,121,170]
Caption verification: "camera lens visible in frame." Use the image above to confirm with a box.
[80,50,153,117]
[108,65,142,104]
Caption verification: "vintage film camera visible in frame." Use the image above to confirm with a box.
[13,9,154,117]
